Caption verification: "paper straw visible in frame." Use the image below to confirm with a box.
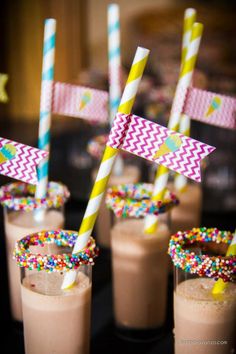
[212,230,236,295]
[175,8,197,192]
[108,3,121,125]
[144,22,203,234]
[35,19,56,221]
[181,8,197,67]
[62,46,150,289]
[108,3,123,176]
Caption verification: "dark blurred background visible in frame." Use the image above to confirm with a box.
[0,1,235,353]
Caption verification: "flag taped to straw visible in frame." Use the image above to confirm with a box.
[174,86,236,130]
[0,137,48,184]
[107,113,215,182]
[52,82,108,123]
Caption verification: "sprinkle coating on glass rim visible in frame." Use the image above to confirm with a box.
[106,183,179,218]
[13,229,98,272]
[168,227,236,282]
[0,181,70,211]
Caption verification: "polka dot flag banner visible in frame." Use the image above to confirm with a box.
[52,82,108,123]
[107,113,215,182]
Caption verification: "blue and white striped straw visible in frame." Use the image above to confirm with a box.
[108,4,121,125]
[35,19,56,219]
[108,4,124,175]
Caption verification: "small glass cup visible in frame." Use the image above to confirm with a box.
[92,164,140,248]
[0,181,70,322]
[14,229,98,354]
[107,183,178,341]
[170,228,236,354]
[168,179,202,234]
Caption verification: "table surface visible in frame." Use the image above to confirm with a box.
[0,199,175,354]
[0,122,235,353]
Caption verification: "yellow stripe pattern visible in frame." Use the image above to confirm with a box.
[212,233,236,295]
[181,8,196,70]
[144,21,203,234]
[62,47,149,289]
[175,16,203,192]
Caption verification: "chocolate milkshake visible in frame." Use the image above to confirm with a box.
[171,183,202,234]
[14,229,98,354]
[174,278,236,354]
[5,209,64,322]
[21,269,91,354]
[94,165,140,248]
[111,219,170,332]
[169,228,236,354]
[0,181,69,322]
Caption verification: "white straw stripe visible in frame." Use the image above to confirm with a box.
[119,78,141,105]
[96,155,116,180]
[144,214,158,230]
[133,47,149,64]
[83,194,104,219]
[152,173,169,196]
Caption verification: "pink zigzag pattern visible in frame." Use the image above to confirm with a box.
[52,82,108,123]
[183,87,236,130]
[0,138,48,184]
[107,113,215,182]
[107,113,132,148]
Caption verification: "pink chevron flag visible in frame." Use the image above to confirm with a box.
[107,113,215,182]
[0,137,48,184]
[175,87,236,130]
[52,82,108,123]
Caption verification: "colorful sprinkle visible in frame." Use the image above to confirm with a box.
[13,230,98,272]
[0,181,70,211]
[106,183,179,218]
[168,227,236,282]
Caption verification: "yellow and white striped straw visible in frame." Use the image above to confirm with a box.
[175,8,197,192]
[212,230,236,295]
[181,8,197,66]
[144,22,203,234]
[62,46,150,289]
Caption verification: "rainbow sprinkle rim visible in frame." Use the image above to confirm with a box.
[168,227,236,282]
[106,183,179,218]
[13,230,98,272]
[0,181,70,211]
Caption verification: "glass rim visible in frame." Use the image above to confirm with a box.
[168,227,236,282]
[13,229,98,272]
[0,181,70,211]
[106,182,179,218]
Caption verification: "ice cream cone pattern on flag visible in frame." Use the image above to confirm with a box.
[153,135,182,159]
[0,144,17,164]
[205,96,221,117]
[79,91,92,111]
